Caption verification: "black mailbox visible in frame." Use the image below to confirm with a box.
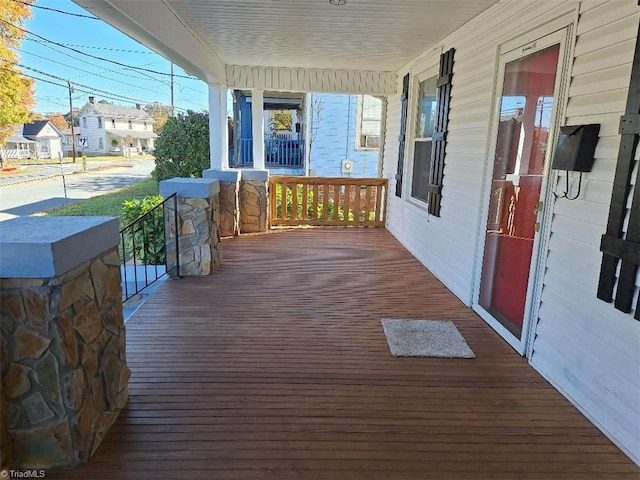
[551,124,600,172]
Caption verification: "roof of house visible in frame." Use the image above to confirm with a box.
[81,102,155,122]
[20,120,64,140]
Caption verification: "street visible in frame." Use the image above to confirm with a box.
[0,159,155,222]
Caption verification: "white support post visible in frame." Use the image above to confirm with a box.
[208,84,229,170]
[304,93,312,176]
[251,89,265,170]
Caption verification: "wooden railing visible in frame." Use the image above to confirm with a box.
[269,176,388,227]
[235,138,304,168]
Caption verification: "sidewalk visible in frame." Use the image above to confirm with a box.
[0,160,140,187]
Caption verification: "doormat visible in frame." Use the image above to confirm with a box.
[381,319,475,358]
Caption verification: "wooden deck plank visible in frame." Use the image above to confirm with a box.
[49,228,638,480]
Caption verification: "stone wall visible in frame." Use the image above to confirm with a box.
[161,178,222,277]
[202,169,240,237]
[0,247,129,469]
[240,180,268,233]
[165,196,222,276]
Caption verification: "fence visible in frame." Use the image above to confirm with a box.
[119,193,179,301]
[269,176,388,227]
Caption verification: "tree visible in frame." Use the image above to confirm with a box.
[152,110,209,181]
[47,113,68,131]
[97,99,111,104]
[0,0,35,147]
[144,102,173,133]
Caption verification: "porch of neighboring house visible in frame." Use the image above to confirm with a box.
[49,228,638,480]
[231,90,306,171]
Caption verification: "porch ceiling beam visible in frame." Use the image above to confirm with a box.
[226,65,397,95]
[73,0,227,85]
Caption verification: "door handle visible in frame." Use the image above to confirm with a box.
[534,201,543,232]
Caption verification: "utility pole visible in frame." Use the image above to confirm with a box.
[68,81,77,164]
[170,62,175,117]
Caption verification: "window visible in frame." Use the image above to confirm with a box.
[39,140,49,153]
[82,117,87,128]
[98,138,104,150]
[410,75,438,202]
[356,95,382,149]
[128,120,132,130]
[97,117,102,128]
[144,122,148,131]
[111,118,115,128]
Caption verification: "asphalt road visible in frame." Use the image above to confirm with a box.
[0,159,156,222]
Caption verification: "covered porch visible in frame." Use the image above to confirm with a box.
[49,228,636,479]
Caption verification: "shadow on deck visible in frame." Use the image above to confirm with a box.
[51,228,638,479]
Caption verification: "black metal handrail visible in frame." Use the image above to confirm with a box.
[119,193,179,302]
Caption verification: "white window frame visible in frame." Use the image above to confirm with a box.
[111,118,116,128]
[97,117,102,129]
[82,117,87,128]
[98,137,104,150]
[128,120,132,130]
[355,95,382,151]
[405,70,439,207]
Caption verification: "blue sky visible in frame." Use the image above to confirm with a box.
[18,0,210,116]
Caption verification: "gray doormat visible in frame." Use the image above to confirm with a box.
[381,319,475,358]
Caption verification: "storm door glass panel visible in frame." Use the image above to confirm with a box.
[478,44,560,338]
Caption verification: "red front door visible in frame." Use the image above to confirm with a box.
[479,43,561,339]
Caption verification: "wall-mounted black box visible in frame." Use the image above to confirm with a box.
[551,124,600,172]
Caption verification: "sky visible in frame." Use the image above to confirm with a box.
[17,0,210,116]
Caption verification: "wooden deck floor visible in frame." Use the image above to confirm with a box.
[51,228,638,479]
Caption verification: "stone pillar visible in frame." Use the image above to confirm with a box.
[203,169,241,237]
[251,89,265,170]
[0,217,129,469]
[160,177,222,276]
[208,84,229,170]
[240,169,269,233]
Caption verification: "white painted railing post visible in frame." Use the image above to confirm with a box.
[251,89,265,170]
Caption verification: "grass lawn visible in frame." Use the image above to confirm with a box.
[45,178,159,225]
[9,154,155,166]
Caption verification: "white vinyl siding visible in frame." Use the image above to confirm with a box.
[531,0,640,464]
[381,0,640,463]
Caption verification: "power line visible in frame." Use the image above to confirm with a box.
[19,49,172,96]
[10,0,100,20]
[19,40,173,88]
[12,62,189,110]
[0,18,194,79]
[22,37,155,55]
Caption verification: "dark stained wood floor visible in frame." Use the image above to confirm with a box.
[51,228,639,479]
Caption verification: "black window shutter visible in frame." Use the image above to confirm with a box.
[597,22,640,321]
[426,48,455,216]
[395,73,410,197]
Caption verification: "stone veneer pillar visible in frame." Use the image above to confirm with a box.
[0,217,130,469]
[239,169,269,234]
[202,169,241,237]
[160,177,222,276]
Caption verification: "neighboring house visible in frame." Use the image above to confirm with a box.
[61,128,81,156]
[71,0,640,465]
[308,93,381,178]
[77,96,157,155]
[231,92,382,177]
[0,120,64,160]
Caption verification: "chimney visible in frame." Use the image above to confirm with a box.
[89,96,95,104]
[136,104,141,110]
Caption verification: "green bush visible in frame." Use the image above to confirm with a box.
[121,195,165,264]
[152,110,210,181]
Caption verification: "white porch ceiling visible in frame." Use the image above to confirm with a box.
[167,0,499,72]
[75,0,500,92]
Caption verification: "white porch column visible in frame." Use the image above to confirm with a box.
[251,89,265,170]
[304,93,312,176]
[208,84,229,170]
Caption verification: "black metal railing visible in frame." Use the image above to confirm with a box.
[119,193,179,302]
